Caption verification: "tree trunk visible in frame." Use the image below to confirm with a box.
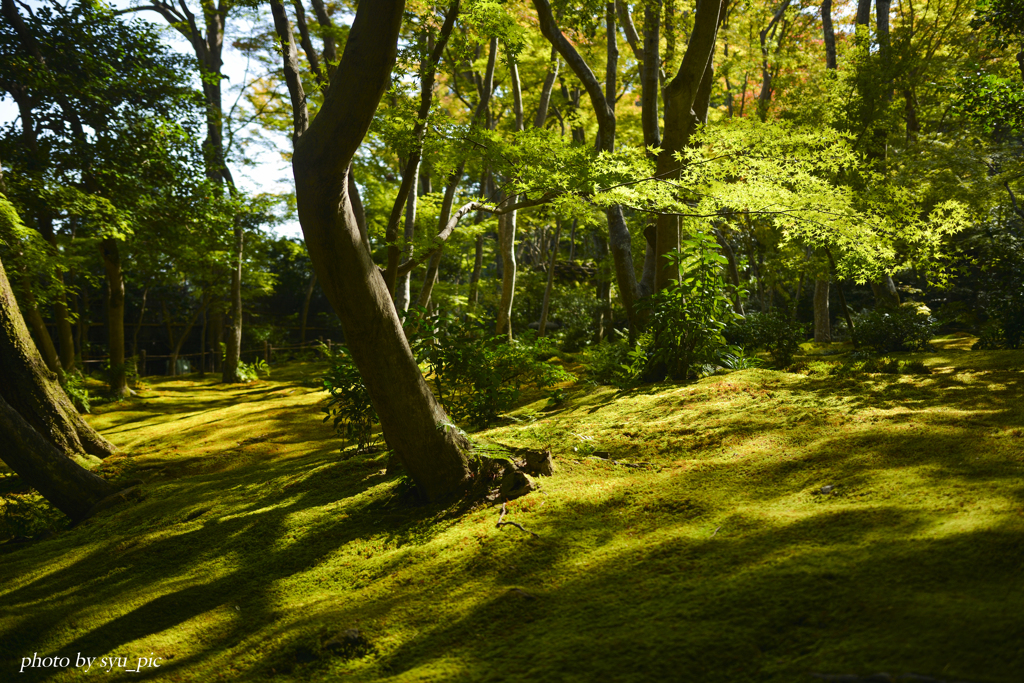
[170,297,206,377]
[469,234,484,308]
[131,285,149,358]
[871,276,900,309]
[222,225,244,382]
[538,220,562,337]
[0,255,115,464]
[300,271,317,344]
[814,279,831,343]
[495,209,517,341]
[395,158,419,312]
[821,0,837,70]
[21,281,63,383]
[0,393,118,521]
[100,238,129,398]
[290,0,471,501]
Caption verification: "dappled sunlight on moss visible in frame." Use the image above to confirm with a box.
[0,353,1021,681]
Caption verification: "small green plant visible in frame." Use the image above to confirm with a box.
[404,308,574,426]
[62,371,91,413]
[236,359,271,382]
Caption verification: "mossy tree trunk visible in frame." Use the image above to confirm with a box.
[0,254,116,466]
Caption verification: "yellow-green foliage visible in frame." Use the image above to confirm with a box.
[0,353,1022,682]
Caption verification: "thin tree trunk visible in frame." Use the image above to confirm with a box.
[21,281,63,382]
[538,220,562,338]
[822,0,837,70]
[131,285,149,359]
[170,297,207,376]
[495,209,517,340]
[222,225,244,382]
[814,279,831,342]
[301,271,317,344]
[100,238,129,398]
[395,159,419,312]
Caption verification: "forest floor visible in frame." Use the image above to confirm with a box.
[1,338,1023,682]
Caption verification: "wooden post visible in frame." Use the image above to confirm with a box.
[264,340,270,363]
[139,349,146,378]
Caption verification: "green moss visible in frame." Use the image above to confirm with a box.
[0,354,1022,682]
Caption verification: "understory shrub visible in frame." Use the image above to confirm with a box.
[626,235,743,382]
[322,349,379,451]
[854,304,937,353]
[407,309,574,426]
[63,371,90,413]
[236,359,270,383]
[726,310,807,367]
[973,288,1024,349]
[581,333,630,385]
[322,310,575,443]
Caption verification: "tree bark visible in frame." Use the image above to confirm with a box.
[871,276,900,309]
[0,392,118,521]
[395,159,419,313]
[300,271,317,344]
[538,220,562,337]
[814,279,831,343]
[0,254,115,464]
[495,209,517,341]
[222,225,244,382]
[822,0,837,70]
[534,0,641,328]
[100,238,129,398]
[288,0,472,501]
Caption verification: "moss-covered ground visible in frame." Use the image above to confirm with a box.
[1,347,1022,682]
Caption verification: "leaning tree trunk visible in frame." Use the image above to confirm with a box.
[288,0,471,501]
[871,275,901,309]
[0,254,116,465]
[100,238,130,398]
[222,225,244,382]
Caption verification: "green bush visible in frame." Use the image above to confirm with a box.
[854,305,936,353]
[973,288,1024,349]
[236,359,270,383]
[727,311,807,368]
[627,235,743,382]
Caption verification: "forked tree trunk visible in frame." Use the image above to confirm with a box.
[289,0,471,501]
[654,0,724,292]
[100,238,130,398]
[0,254,116,465]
